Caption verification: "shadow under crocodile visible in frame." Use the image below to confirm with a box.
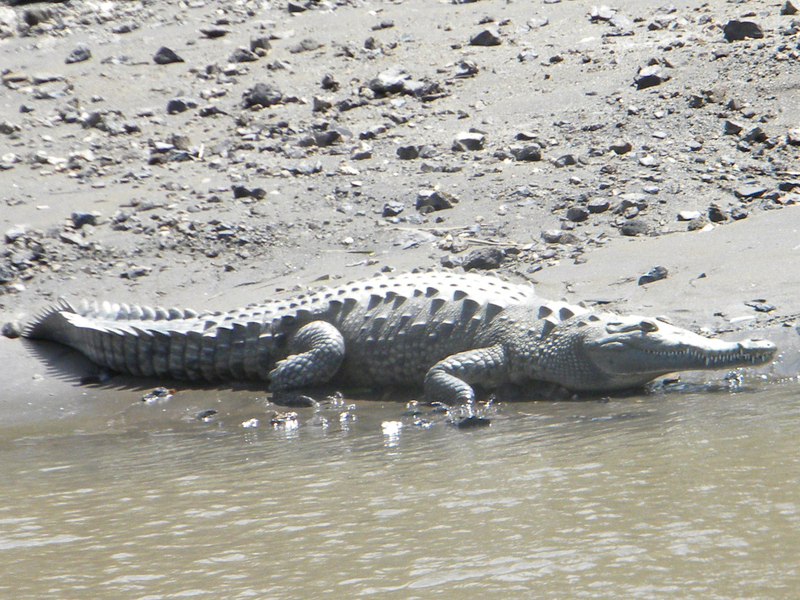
[22,338,773,404]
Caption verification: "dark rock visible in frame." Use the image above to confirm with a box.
[0,121,21,135]
[321,74,339,91]
[314,130,340,147]
[198,409,218,421]
[396,145,420,160]
[745,301,775,313]
[23,7,52,27]
[0,265,15,284]
[724,120,744,135]
[230,48,258,63]
[787,128,800,146]
[619,219,648,237]
[615,193,648,214]
[372,19,395,30]
[588,199,610,213]
[566,206,590,222]
[781,1,798,15]
[730,206,749,220]
[200,28,229,39]
[463,247,505,271]
[65,45,91,64]
[153,47,184,65]
[638,265,668,285]
[416,190,456,213]
[243,83,283,108]
[452,132,485,151]
[369,67,408,95]
[723,20,764,42]
[511,146,542,161]
[634,65,668,90]
[121,266,152,279]
[287,2,307,13]
[708,204,728,222]
[609,139,632,154]
[734,184,767,200]
[687,94,705,109]
[338,98,369,112]
[687,215,709,231]
[232,186,266,199]
[351,145,373,160]
[1,320,22,339]
[515,131,538,141]
[112,23,139,34]
[166,98,197,114]
[382,202,404,217]
[553,154,577,168]
[71,212,97,229]
[742,127,767,143]
[455,60,479,78]
[470,29,502,46]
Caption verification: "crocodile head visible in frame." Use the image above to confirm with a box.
[535,314,777,391]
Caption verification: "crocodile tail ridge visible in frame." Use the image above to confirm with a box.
[23,298,78,343]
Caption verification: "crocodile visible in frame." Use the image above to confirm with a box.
[22,272,777,404]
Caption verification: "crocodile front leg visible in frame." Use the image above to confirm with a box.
[268,321,346,392]
[424,344,508,405]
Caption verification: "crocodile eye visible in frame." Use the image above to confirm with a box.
[640,320,659,333]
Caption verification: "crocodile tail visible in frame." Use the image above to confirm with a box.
[23,299,271,383]
[23,298,80,344]
[23,299,132,373]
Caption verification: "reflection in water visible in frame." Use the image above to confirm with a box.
[1,385,799,599]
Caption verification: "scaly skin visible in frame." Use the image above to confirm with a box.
[22,272,778,404]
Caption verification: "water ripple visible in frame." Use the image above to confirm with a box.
[0,386,798,598]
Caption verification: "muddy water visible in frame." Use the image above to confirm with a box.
[1,382,799,599]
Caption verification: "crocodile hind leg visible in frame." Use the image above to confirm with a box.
[268,321,346,400]
[424,344,508,405]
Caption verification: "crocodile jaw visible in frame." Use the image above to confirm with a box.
[578,315,777,390]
